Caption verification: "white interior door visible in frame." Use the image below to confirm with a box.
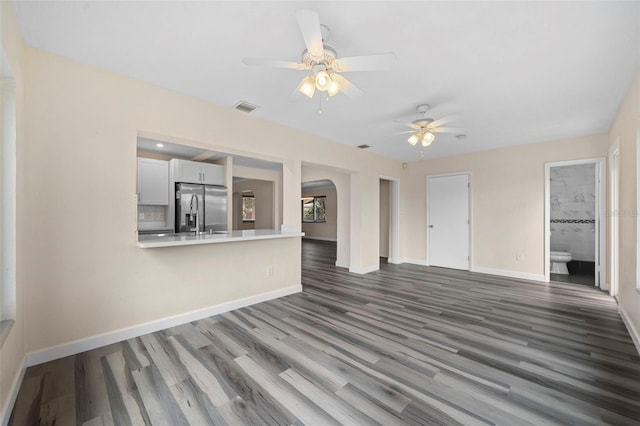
[427,174,470,270]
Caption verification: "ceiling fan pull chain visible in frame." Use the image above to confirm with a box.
[318,93,323,114]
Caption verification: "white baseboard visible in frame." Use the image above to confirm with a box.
[1,356,26,426]
[302,236,337,242]
[349,264,379,274]
[619,302,640,356]
[335,261,349,268]
[25,285,302,367]
[387,257,402,264]
[471,266,546,282]
[401,258,428,266]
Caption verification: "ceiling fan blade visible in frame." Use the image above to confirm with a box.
[430,115,458,128]
[393,120,420,130]
[393,130,416,135]
[333,53,397,72]
[242,58,304,70]
[296,9,324,58]
[332,74,364,99]
[432,127,466,133]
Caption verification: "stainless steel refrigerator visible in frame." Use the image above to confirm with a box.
[175,183,227,233]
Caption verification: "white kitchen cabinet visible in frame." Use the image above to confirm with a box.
[172,159,202,184]
[170,159,224,186]
[137,158,169,205]
[201,162,224,185]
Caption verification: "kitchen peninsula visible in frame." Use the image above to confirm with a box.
[137,228,304,248]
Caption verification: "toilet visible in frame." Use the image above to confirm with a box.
[550,251,572,274]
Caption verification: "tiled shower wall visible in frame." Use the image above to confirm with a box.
[550,163,596,261]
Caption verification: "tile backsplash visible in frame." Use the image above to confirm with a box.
[550,163,596,262]
[138,205,170,230]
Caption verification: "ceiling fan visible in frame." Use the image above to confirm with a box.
[396,104,465,147]
[242,9,397,99]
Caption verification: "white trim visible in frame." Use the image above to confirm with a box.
[387,257,402,264]
[544,158,606,286]
[1,356,25,426]
[401,258,428,266]
[335,261,349,268]
[349,265,379,274]
[619,303,640,356]
[302,236,337,242]
[471,266,546,282]
[636,124,640,294]
[25,285,302,367]
[608,140,620,296]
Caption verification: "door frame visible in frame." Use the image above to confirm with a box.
[426,172,471,269]
[608,140,620,296]
[379,175,400,264]
[544,158,606,285]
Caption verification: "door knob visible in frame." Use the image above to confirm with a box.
[428,225,434,228]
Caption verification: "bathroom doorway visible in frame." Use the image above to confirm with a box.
[544,158,606,287]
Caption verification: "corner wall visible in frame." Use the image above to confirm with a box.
[608,71,640,350]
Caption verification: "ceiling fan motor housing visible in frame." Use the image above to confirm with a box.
[302,44,338,70]
[412,118,435,130]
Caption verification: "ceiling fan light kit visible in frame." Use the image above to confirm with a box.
[297,75,317,98]
[398,104,464,151]
[242,9,396,102]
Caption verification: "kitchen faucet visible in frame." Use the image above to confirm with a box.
[189,193,200,234]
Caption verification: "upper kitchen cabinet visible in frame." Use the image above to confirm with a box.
[171,159,224,186]
[137,158,169,205]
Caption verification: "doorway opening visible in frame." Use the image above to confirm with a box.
[379,176,400,265]
[544,158,606,287]
[301,179,337,265]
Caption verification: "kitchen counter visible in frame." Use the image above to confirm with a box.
[137,229,304,248]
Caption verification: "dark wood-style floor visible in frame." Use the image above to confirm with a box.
[10,240,640,425]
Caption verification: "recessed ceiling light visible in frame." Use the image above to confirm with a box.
[156,143,164,148]
[456,134,467,140]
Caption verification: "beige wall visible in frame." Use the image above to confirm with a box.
[609,72,640,344]
[233,165,282,230]
[233,179,275,230]
[379,180,390,258]
[0,1,25,419]
[17,45,398,360]
[13,35,399,364]
[403,134,609,276]
[302,185,337,241]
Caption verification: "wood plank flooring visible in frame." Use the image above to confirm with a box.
[10,240,640,425]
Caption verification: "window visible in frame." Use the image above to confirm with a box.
[302,196,326,223]
[242,195,255,222]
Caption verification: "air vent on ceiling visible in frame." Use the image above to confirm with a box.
[357,144,370,149]
[233,101,258,114]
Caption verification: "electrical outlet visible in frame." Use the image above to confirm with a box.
[139,213,145,220]
[267,266,273,276]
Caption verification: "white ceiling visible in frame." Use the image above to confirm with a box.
[13,1,640,162]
